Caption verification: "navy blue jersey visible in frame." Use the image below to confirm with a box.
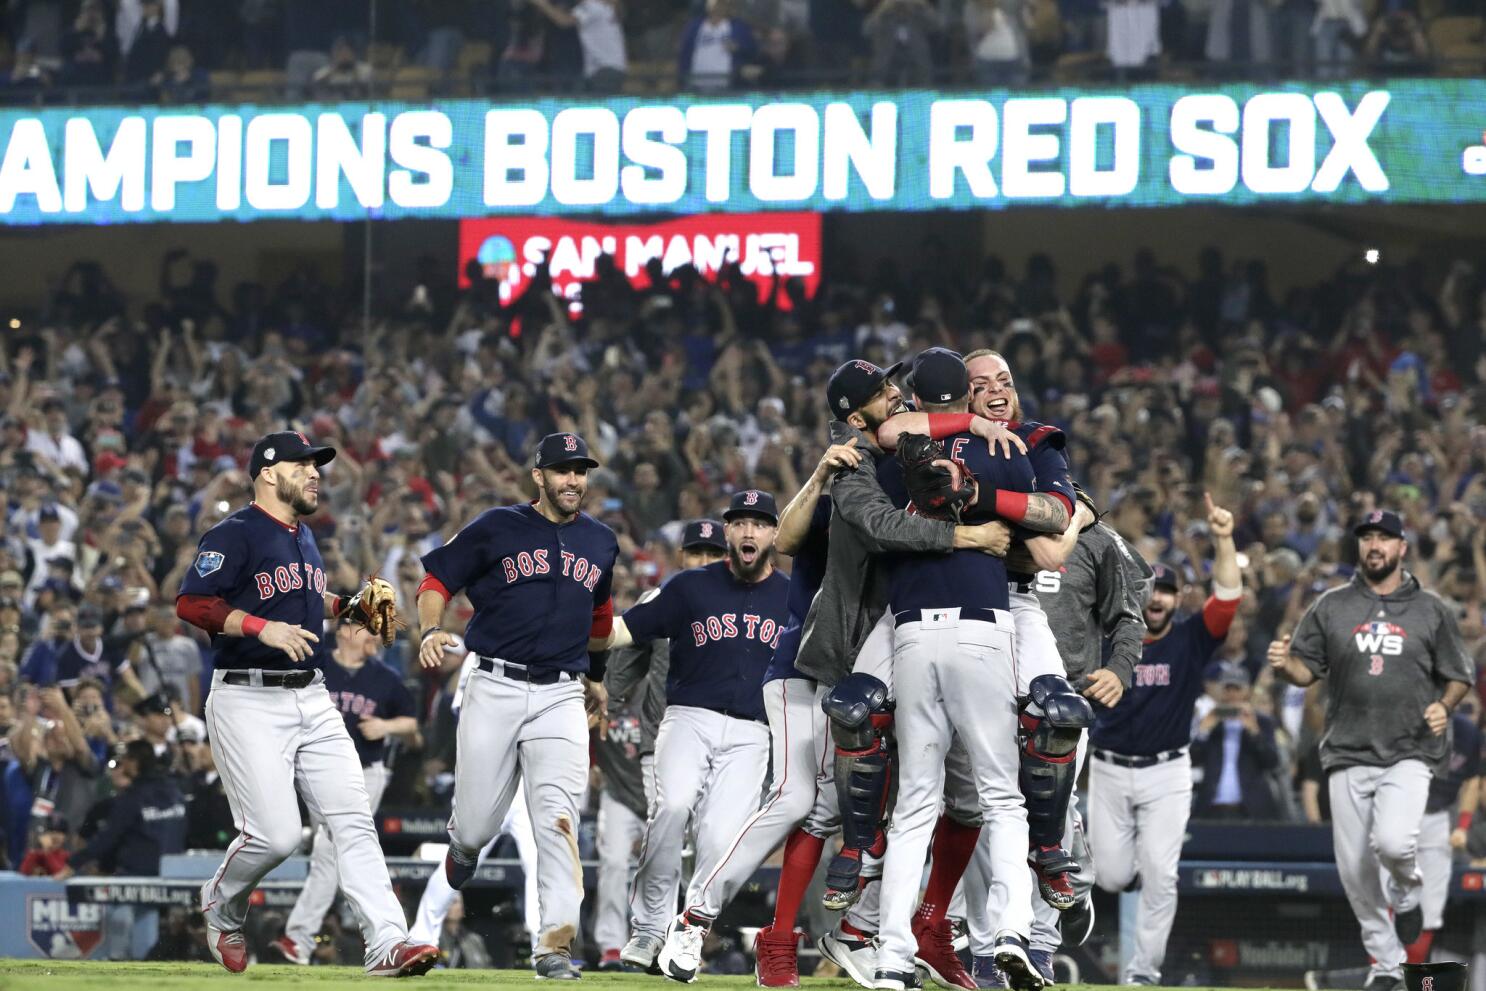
[178,504,330,672]
[766,496,832,684]
[1005,422,1078,582]
[71,775,187,876]
[888,432,1035,615]
[421,503,618,675]
[1427,714,1482,813]
[322,657,416,767]
[56,640,127,691]
[1091,607,1227,756]
[623,561,790,721]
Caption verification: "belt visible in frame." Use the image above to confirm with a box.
[1092,747,1187,769]
[1008,580,1033,595]
[222,669,316,689]
[477,657,577,685]
[894,607,1011,628]
[703,705,763,723]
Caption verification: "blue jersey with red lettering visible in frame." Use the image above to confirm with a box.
[888,432,1035,614]
[765,496,832,684]
[177,504,330,672]
[421,504,618,676]
[1091,608,1227,756]
[322,656,416,766]
[622,561,790,721]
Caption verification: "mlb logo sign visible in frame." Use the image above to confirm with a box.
[195,551,225,577]
[27,895,104,959]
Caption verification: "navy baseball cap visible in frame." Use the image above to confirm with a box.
[723,489,779,525]
[1206,661,1249,688]
[133,694,172,717]
[1150,563,1182,592]
[1353,509,1405,539]
[827,359,903,422]
[535,432,600,470]
[906,347,969,404]
[681,518,727,551]
[249,431,336,479]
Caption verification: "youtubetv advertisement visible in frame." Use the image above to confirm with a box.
[2,81,1484,225]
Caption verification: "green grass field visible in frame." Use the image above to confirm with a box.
[0,962,1285,991]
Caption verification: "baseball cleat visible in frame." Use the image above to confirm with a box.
[208,925,249,973]
[597,949,625,971]
[824,851,867,911]
[365,940,441,977]
[818,923,880,989]
[1028,847,1078,912]
[659,914,707,983]
[992,932,1046,991]
[622,933,664,972]
[534,953,582,980]
[1363,975,1404,991]
[971,956,1008,989]
[443,849,476,890]
[911,916,975,990]
[1057,895,1094,947]
[1026,949,1055,986]
[754,925,802,988]
[271,934,310,966]
[874,969,924,990]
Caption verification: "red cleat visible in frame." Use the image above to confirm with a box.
[271,934,310,966]
[366,941,442,977]
[208,925,249,973]
[913,916,976,989]
[754,924,802,988]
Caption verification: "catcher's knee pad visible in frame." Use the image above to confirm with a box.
[1018,674,1094,848]
[823,674,894,854]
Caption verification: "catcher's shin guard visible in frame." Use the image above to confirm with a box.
[1017,675,1094,852]
[823,674,895,908]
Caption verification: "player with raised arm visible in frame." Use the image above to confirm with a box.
[415,432,617,981]
[177,430,438,977]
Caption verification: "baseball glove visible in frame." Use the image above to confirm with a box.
[897,432,976,521]
[340,576,402,647]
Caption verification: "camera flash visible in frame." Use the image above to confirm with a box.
[1364,249,1380,265]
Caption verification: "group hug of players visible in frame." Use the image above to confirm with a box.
[182,343,1473,991]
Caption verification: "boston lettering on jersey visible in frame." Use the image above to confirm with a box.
[178,504,330,672]
[888,431,1034,615]
[322,656,416,767]
[622,560,790,722]
[1091,601,1232,756]
[421,503,618,675]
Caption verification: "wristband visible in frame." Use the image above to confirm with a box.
[420,626,444,642]
[241,615,266,638]
[1459,811,1474,832]
[329,593,346,616]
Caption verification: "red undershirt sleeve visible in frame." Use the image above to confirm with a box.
[590,598,614,639]
[176,594,235,636]
[417,573,451,604]
[1201,594,1240,639]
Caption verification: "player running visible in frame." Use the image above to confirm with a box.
[274,614,418,965]
[1269,510,1472,991]
[597,490,789,982]
[1086,495,1241,987]
[416,431,617,981]
[177,430,439,977]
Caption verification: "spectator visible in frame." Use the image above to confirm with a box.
[26,398,88,476]
[122,0,175,86]
[54,607,136,697]
[60,0,117,88]
[496,2,549,91]
[20,604,77,688]
[117,0,180,58]
[129,605,202,715]
[4,40,54,99]
[437,894,494,968]
[155,44,210,103]
[57,739,186,878]
[526,0,628,92]
[1192,663,1283,819]
[6,685,101,864]
[678,0,759,91]
[965,0,1032,85]
[1107,0,1162,75]
[1363,9,1430,72]
[863,0,940,86]
[19,814,72,876]
[310,36,372,99]
[131,694,180,772]
[182,730,232,849]
[1273,0,1317,74]
[1205,0,1273,72]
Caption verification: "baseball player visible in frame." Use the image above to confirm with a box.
[597,490,788,982]
[176,430,438,977]
[875,348,1062,991]
[957,347,1150,985]
[407,649,540,953]
[416,431,617,981]
[274,614,419,965]
[1087,496,1241,987]
[601,520,728,970]
[1412,702,1481,963]
[594,684,652,969]
[1269,510,1473,991]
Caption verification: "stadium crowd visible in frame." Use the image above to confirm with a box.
[0,0,1482,102]
[1,237,1485,960]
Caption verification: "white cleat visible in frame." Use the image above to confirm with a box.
[658,914,707,983]
[818,925,880,989]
